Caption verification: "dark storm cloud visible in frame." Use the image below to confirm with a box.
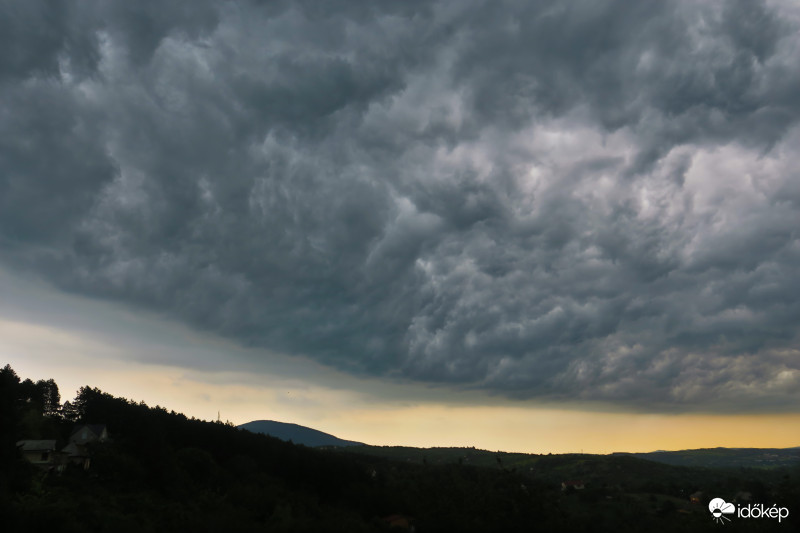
[2,0,800,411]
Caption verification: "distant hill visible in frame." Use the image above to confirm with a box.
[343,444,800,471]
[619,447,800,469]
[238,420,364,447]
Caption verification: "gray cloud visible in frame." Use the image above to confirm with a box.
[2,0,800,411]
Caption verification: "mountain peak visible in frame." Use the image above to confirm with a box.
[238,420,364,448]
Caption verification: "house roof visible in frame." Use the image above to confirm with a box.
[62,442,89,457]
[70,424,107,437]
[16,440,57,452]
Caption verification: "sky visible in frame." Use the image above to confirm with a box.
[1,0,800,454]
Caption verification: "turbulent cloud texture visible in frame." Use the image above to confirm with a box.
[2,0,800,411]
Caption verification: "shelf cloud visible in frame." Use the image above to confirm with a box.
[2,0,800,411]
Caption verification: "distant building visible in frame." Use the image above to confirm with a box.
[70,424,108,445]
[16,425,109,472]
[561,480,585,491]
[63,424,108,470]
[61,441,91,470]
[16,440,59,467]
[690,491,704,504]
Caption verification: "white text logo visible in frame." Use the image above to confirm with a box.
[708,497,790,525]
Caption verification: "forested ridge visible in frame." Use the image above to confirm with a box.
[1,364,797,532]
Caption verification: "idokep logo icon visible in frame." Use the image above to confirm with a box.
[709,498,735,524]
[708,497,790,525]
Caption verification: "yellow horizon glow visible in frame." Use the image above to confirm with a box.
[3,317,800,455]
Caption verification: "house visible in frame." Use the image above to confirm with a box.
[61,441,91,470]
[59,424,109,470]
[690,491,704,504]
[561,480,585,491]
[70,424,108,445]
[16,425,109,472]
[16,440,61,468]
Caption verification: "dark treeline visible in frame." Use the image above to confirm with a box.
[0,364,797,532]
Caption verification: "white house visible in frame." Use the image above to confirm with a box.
[16,440,59,467]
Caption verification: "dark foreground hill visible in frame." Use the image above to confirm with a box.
[2,364,798,532]
[239,420,363,447]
